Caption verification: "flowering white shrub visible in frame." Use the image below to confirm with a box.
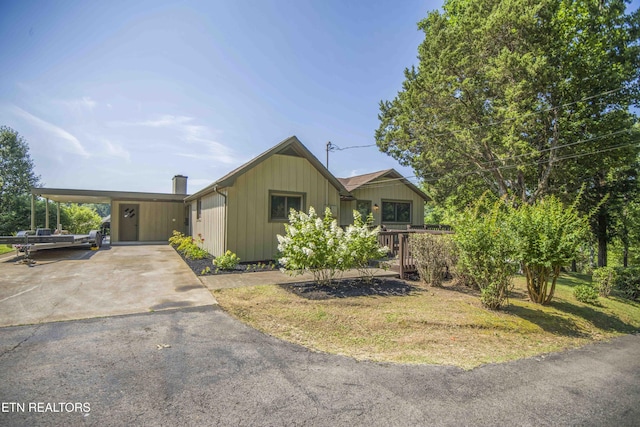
[277,207,388,286]
[344,210,389,282]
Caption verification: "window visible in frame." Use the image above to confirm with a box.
[382,200,411,223]
[269,192,304,222]
[196,198,202,220]
[356,200,372,218]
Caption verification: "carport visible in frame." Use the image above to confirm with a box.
[31,177,189,244]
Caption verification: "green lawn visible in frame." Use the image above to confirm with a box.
[213,273,640,370]
[0,245,14,255]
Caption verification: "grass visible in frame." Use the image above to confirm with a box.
[212,273,640,370]
[0,245,14,255]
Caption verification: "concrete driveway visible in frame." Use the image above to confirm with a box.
[0,244,216,327]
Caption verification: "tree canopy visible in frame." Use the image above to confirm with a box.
[376,0,640,209]
[0,126,40,235]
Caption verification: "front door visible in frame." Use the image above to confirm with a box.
[119,204,139,241]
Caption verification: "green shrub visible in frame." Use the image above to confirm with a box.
[182,243,209,260]
[169,231,209,260]
[592,267,616,297]
[510,195,589,305]
[409,233,457,287]
[452,197,516,310]
[64,204,103,234]
[213,250,241,270]
[592,267,640,301]
[169,230,189,247]
[574,285,599,305]
[614,267,640,301]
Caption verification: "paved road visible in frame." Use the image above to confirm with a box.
[1,306,638,426]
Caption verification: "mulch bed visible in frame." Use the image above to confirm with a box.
[173,247,417,300]
[175,249,279,276]
[281,277,419,300]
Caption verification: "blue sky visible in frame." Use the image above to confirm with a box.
[1,0,638,194]
[0,0,445,194]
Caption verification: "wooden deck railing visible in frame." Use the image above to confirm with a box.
[378,227,453,278]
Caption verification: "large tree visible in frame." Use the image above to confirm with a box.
[0,126,40,235]
[376,0,639,210]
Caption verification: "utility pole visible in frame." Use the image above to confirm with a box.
[325,141,335,211]
[326,141,335,170]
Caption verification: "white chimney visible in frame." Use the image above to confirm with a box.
[172,175,188,195]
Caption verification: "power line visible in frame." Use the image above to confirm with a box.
[329,87,628,155]
[328,86,635,188]
[419,128,635,178]
[364,128,637,185]
[429,140,639,186]
[356,133,639,190]
[338,144,376,150]
[400,87,627,141]
[331,143,377,151]
[328,86,630,174]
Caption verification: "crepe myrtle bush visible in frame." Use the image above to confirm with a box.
[510,195,589,305]
[453,196,517,310]
[277,207,388,286]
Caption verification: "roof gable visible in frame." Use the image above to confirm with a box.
[337,169,430,201]
[186,136,349,200]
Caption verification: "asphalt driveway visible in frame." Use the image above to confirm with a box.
[0,244,216,327]
[0,306,638,426]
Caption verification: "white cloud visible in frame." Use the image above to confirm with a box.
[55,96,97,112]
[104,139,130,161]
[8,105,90,158]
[75,96,97,110]
[85,134,130,162]
[115,114,237,165]
[176,136,236,165]
[134,115,193,128]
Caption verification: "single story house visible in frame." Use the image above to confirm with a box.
[186,136,429,262]
[29,136,428,261]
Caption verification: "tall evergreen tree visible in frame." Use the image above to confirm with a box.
[376,0,640,265]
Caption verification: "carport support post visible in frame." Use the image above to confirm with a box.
[30,194,35,231]
[45,198,50,229]
[56,202,61,233]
